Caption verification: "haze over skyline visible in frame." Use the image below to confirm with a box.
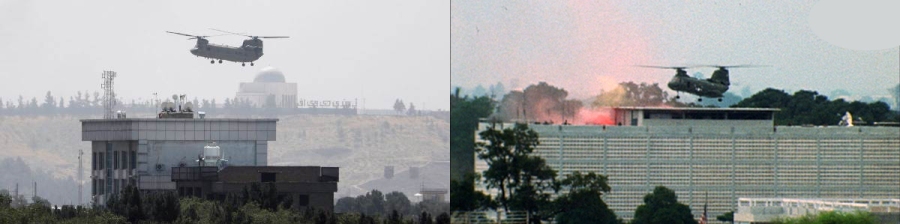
[1,1,448,110]
[452,1,900,102]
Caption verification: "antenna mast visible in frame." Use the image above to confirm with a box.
[78,149,83,205]
[101,71,117,119]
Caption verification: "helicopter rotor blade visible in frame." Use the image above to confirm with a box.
[634,65,694,70]
[258,36,290,39]
[210,28,252,38]
[167,31,200,37]
[694,64,770,69]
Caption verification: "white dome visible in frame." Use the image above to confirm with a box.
[254,66,285,83]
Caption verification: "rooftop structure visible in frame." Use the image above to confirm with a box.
[474,107,899,222]
[82,117,277,205]
[612,106,779,127]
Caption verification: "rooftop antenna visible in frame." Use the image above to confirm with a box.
[101,71,117,119]
[78,149,83,205]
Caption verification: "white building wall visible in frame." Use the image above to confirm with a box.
[474,123,900,221]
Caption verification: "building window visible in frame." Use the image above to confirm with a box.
[114,151,119,170]
[92,153,96,170]
[130,151,136,169]
[261,172,276,182]
[99,153,104,170]
[92,179,96,196]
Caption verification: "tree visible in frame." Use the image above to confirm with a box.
[450,88,495,181]
[418,211,433,224]
[450,172,491,212]
[384,191,412,215]
[734,88,896,125]
[42,91,56,112]
[717,210,734,223]
[550,171,618,224]
[394,99,406,114]
[475,122,556,219]
[499,82,582,123]
[107,184,144,223]
[632,186,697,224]
[436,212,450,224]
[407,103,417,116]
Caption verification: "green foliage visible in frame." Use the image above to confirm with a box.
[450,172,491,212]
[551,172,618,224]
[450,87,496,181]
[771,210,878,224]
[435,212,450,224]
[146,190,180,222]
[733,88,895,125]
[631,186,697,224]
[476,122,556,219]
[384,191,412,215]
[717,210,733,222]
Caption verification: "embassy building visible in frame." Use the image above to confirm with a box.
[475,107,899,221]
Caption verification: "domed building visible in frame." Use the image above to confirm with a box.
[235,67,298,108]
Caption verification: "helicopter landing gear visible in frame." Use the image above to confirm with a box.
[242,63,246,67]
[250,62,254,66]
[218,60,223,64]
[210,60,214,64]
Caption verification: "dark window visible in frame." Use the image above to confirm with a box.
[130,151,136,169]
[261,172,276,182]
[92,153,96,170]
[91,179,96,196]
[298,195,309,206]
[99,153,104,169]
[114,151,119,170]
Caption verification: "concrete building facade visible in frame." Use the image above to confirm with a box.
[171,166,339,211]
[82,118,277,204]
[475,107,900,221]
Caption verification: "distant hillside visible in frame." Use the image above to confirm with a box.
[0,114,449,203]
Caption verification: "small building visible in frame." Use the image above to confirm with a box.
[172,166,339,211]
[612,106,778,127]
[419,188,448,203]
[235,66,298,108]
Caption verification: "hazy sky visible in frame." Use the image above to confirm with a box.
[452,1,900,100]
[0,1,448,110]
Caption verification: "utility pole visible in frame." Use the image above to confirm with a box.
[78,149,83,205]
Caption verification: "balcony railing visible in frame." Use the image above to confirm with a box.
[171,166,220,181]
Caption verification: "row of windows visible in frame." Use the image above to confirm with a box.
[92,150,136,171]
[92,178,134,196]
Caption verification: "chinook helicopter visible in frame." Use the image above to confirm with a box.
[166,29,289,66]
[638,65,762,102]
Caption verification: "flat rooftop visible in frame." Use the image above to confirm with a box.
[613,106,781,112]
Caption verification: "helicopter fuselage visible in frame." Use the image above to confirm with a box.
[667,73,728,98]
[189,41,262,63]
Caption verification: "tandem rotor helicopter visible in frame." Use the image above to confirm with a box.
[166,29,289,66]
[638,65,764,102]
